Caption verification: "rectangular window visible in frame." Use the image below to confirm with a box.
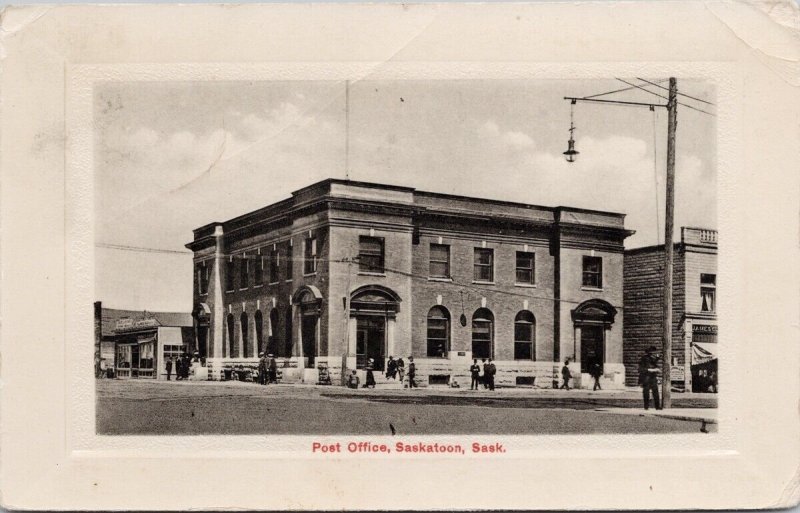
[427,319,449,357]
[473,248,494,282]
[254,253,264,285]
[225,259,235,291]
[582,256,603,288]
[304,237,317,275]
[197,262,209,295]
[429,244,450,278]
[285,244,293,280]
[240,257,249,289]
[701,273,716,312]
[269,249,280,284]
[359,236,385,273]
[515,251,535,285]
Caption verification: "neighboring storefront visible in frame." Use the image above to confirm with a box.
[623,227,718,392]
[94,304,194,380]
[113,317,194,379]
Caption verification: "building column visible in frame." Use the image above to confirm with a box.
[573,325,581,364]
[348,316,357,355]
[387,317,396,359]
[211,225,225,360]
[684,320,693,393]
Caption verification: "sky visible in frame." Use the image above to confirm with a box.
[95,79,716,312]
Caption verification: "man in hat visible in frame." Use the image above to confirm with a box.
[165,356,173,381]
[407,356,417,389]
[638,346,662,410]
[257,352,267,385]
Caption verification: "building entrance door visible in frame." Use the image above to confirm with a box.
[580,325,604,373]
[301,313,317,369]
[356,317,385,371]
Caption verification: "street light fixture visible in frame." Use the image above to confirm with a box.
[563,100,579,163]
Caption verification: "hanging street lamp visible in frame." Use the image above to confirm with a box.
[563,100,579,163]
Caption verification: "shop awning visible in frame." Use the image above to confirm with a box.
[692,342,717,366]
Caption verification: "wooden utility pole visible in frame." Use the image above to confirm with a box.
[661,77,678,408]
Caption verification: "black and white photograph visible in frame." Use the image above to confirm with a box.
[2,3,798,510]
[93,78,719,435]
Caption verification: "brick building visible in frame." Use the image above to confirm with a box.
[622,227,718,392]
[185,179,633,388]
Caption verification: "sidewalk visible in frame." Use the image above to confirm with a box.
[598,407,718,424]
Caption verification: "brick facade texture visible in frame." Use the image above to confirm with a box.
[187,179,632,387]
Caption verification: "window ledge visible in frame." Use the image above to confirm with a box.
[428,277,453,282]
[472,281,495,285]
[268,282,280,286]
[581,286,604,292]
[303,272,317,277]
[514,283,537,288]
[253,284,263,289]
[358,272,386,277]
[285,279,293,283]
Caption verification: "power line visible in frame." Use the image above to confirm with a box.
[636,77,715,106]
[615,78,669,102]
[582,79,669,100]
[96,243,192,255]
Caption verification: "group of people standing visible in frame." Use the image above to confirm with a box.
[347,355,417,389]
[165,352,198,381]
[257,352,279,385]
[469,358,496,390]
[559,358,604,391]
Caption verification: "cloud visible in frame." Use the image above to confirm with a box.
[477,120,534,150]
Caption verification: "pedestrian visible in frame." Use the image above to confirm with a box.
[175,355,183,381]
[364,358,376,388]
[560,359,572,390]
[165,357,173,381]
[590,359,603,391]
[267,354,278,384]
[407,356,417,389]
[469,359,481,390]
[638,346,662,410]
[257,352,267,385]
[385,356,397,380]
[396,357,405,382]
[487,358,496,390]
[347,369,360,389]
[181,353,191,380]
[482,358,489,389]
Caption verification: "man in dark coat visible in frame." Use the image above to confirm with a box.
[560,359,572,390]
[165,357,173,381]
[482,358,489,389]
[267,354,278,383]
[407,356,417,389]
[590,359,603,391]
[257,352,267,385]
[469,359,481,390]
[639,346,662,410]
[487,358,496,391]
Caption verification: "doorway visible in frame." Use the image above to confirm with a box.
[356,316,385,371]
[580,325,604,373]
[301,313,317,368]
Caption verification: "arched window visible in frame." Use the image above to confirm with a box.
[240,312,250,358]
[254,310,264,356]
[226,313,235,358]
[471,308,494,360]
[427,306,450,358]
[267,308,279,356]
[514,311,536,360]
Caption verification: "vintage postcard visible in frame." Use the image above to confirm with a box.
[1,2,798,510]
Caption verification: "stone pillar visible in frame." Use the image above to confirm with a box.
[348,317,357,355]
[684,320,693,393]
[211,225,225,360]
[573,325,581,364]
[387,318,396,359]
